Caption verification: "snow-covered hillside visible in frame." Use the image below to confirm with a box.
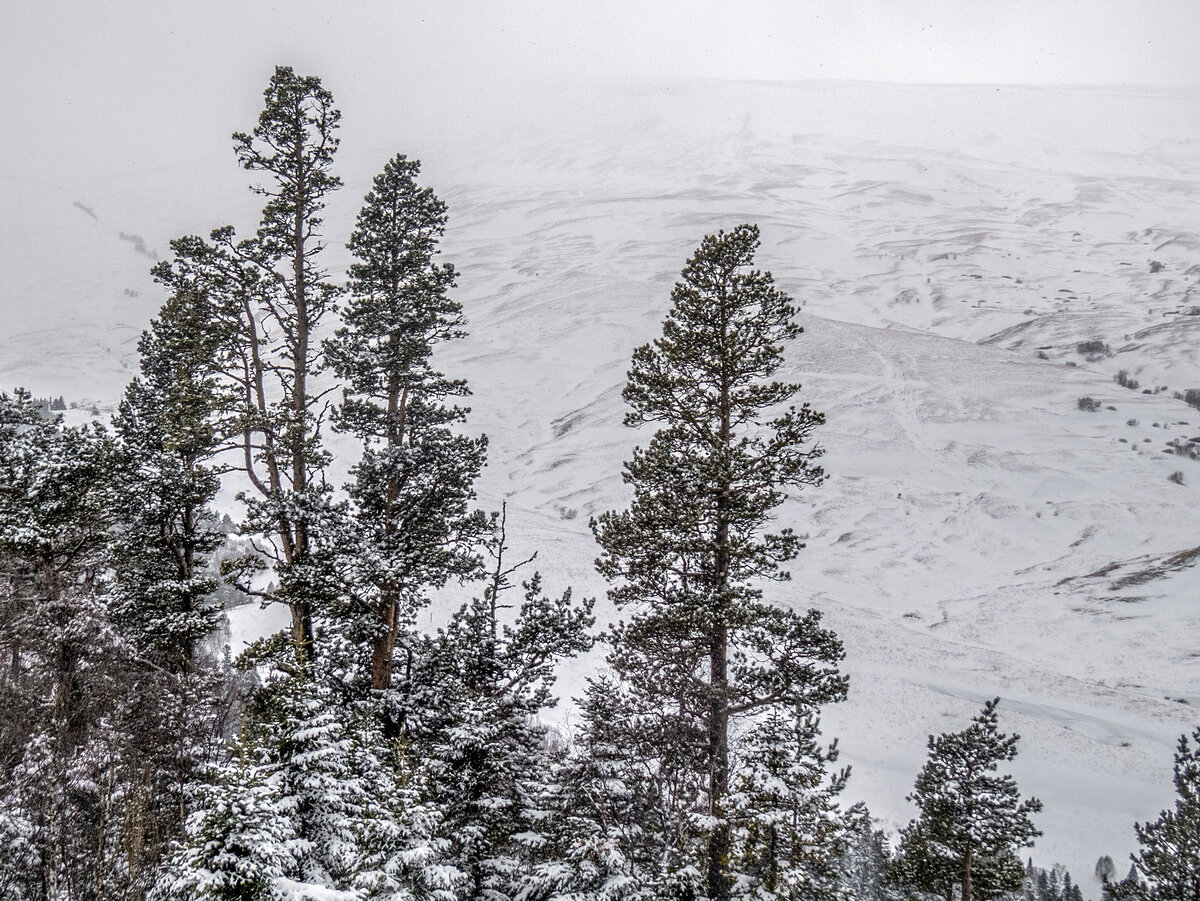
[3,77,1199,881]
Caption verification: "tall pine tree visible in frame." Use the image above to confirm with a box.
[591,224,852,901]
[107,285,238,892]
[153,65,342,663]
[109,285,232,671]
[325,153,487,698]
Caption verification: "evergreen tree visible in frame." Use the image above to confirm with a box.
[105,285,246,890]
[153,65,342,663]
[349,731,453,901]
[409,510,594,901]
[1108,729,1200,901]
[152,746,304,901]
[728,707,864,899]
[0,391,134,898]
[839,825,899,901]
[325,153,487,698]
[893,699,1042,901]
[109,285,232,671]
[156,648,374,901]
[530,675,671,901]
[132,68,353,897]
[1096,857,1116,885]
[591,224,850,901]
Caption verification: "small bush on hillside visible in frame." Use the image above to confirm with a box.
[1115,370,1140,390]
[1078,397,1101,412]
[1176,388,1200,410]
[1167,438,1200,461]
[1169,470,1185,484]
[1076,339,1112,360]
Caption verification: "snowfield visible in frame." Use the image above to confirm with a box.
[3,76,1200,882]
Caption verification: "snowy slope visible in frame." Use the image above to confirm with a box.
[3,77,1200,881]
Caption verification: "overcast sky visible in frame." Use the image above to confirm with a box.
[7,0,1200,95]
[3,1,1198,195]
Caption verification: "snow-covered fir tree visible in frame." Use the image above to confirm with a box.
[1108,728,1200,901]
[406,510,594,901]
[727,707,865,900]
[527,674,672,901]
[893,699,1042,901]
[108,285,231,671]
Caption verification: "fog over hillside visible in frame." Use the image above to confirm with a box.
[3,74,1200,881]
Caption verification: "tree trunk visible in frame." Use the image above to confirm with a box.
[370,598,400,691]
[290,138,315,663]
[370,352,409,692]
[707,624,731,901]
[707,288,734,901]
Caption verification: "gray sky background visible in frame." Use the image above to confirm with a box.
[3,1,1198,203]
[5,2,1196,174]
[7,1,1200,101]
[10,1,1200,84]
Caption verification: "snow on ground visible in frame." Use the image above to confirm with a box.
[3,77,1200,883]
[460,309,1200,880]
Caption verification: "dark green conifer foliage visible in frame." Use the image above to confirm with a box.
[110,287,231,671]
[109,286,247,888]
[326,153,487,694]
[409,509,594,901]
[592,224,848,901]
[894,699,1042,901]
[154,65,342,663]
[1108,729,1200,901]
